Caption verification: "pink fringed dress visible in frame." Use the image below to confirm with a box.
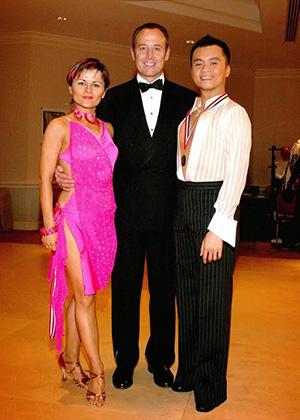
[47,119,118,352]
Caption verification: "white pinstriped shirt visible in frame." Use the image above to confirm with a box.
[177,95,252,247]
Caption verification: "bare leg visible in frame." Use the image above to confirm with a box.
[65,297,80,359]
[63,297,87,381]
[64,220,104,401]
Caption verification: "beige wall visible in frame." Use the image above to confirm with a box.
[0,42,30,183]
[253,70,300,186]
[227,69,255,184]
[0,32,298,229]
[0,40,35,229]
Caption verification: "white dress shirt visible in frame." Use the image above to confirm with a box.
[177,95,252,247]
[137,73,164,137]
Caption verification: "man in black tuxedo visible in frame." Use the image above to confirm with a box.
[99,23,196,389]
[56,22,196,389]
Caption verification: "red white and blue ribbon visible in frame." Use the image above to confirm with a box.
[184,92,229,150]
[49,269,57,339]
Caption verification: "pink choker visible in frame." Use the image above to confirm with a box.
[73,107,99,125]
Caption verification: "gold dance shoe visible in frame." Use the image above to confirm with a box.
[86,371,106,408]
[58,352,89,389]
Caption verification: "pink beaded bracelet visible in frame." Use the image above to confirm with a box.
[40,225,58,236]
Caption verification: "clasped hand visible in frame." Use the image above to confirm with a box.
[200,231,223,264]
[42,232,58,252]
[55,165,74,191]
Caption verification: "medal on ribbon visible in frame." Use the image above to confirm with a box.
[181,92,229,167]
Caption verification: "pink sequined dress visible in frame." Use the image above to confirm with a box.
[47,119,118,352]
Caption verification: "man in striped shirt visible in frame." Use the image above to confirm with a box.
[172,34,251,413]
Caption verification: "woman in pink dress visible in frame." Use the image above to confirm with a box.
[39,58,118,408]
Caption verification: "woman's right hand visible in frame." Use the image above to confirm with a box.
[42,233,58,252]
[55,164,75,191]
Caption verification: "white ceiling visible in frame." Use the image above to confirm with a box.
[0,0,299,69]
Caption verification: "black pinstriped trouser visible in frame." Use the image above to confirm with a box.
[174,180,238,408]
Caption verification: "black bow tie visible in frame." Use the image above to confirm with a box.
[139,79,163,93]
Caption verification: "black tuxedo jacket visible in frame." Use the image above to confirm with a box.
[97,77,196,231]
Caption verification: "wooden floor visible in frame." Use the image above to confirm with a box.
[1,241,300,419]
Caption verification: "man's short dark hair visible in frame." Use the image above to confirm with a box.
[132,22,169,49]
[190,34,231,65]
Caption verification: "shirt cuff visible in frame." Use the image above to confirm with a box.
[207,213,237,247]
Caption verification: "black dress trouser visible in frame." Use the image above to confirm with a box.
[111,224,176,371]
[174,181,238,407]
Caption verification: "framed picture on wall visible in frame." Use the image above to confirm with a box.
[42,110,65,133]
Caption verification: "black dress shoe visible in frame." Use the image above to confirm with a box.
[196,404,216,412]
[172,382,193,392]
[148,365,173,388]
[112,367,133,389]
[196,401,223,412]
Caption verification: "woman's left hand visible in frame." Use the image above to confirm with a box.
[42,232,58,252]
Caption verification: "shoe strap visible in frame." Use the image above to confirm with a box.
[64,360,80,366]
[64,360,81,374]
[86,371,105,381]
[86,390,106,397]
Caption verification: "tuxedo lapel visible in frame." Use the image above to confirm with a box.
[128,78,152,148]
[153,79,173,136]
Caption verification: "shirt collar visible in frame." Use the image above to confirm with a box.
[193,93,227,110]
[136,73,165,85]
